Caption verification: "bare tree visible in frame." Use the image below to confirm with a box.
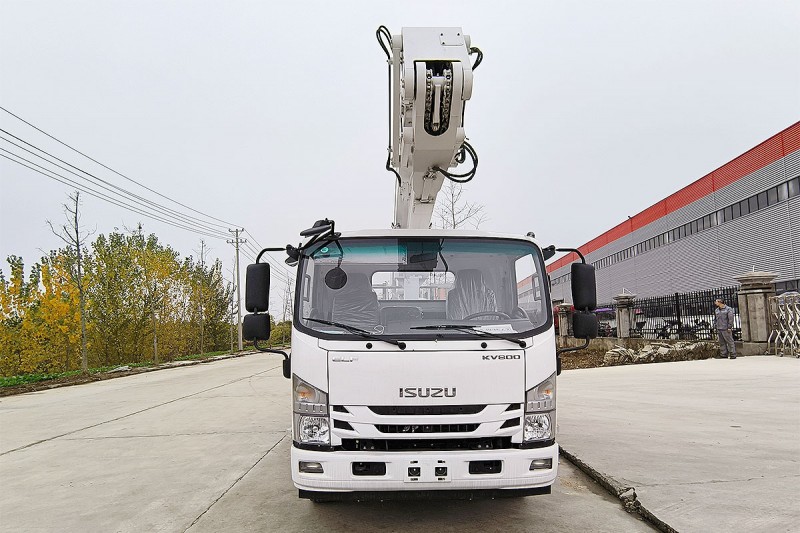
[48,191,92,373]
[434,181,487,229]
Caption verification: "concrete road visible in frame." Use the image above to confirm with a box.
[0,354,652,532]
[558,356,800,533]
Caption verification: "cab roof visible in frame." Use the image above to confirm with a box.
[336,228,539,244]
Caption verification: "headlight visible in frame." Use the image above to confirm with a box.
[524,373,556,442]
[296,415,330,444]
[294,375,328,415]
[524,413,552,441]
[526,372,556,412]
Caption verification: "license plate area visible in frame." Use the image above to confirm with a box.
[404,459,451,483]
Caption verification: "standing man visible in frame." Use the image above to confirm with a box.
[714,297,736,359]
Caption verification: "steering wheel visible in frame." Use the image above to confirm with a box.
[463,311,511,320]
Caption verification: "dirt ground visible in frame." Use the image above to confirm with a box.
[560,348,607,370]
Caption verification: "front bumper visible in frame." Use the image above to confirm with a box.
[291,442,558,494]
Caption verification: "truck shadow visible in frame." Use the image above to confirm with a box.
[308,497,533,530]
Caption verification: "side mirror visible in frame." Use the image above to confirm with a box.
[572,311,598,339]
[243,313,271,341]
[245,263,270,312]
[542,245,556,261]
[571,263,597,311]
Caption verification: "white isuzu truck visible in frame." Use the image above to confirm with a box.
[243,27,598,502]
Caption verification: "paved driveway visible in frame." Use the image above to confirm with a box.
[558,356,800,533]
[0,354,652,532]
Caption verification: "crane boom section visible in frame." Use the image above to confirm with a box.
[388,27,475,229]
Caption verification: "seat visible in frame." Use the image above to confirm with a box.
[331,273,379,326]
[446,269,498,320]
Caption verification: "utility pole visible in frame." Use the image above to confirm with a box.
[196,240,206,355]
[230,286,236,354]
[229,262,236,354]
[228,228,247,351]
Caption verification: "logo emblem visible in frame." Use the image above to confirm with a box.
[399,387,456,398]
[481,354,521,360]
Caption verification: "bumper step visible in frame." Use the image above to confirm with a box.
[299,486,551,502]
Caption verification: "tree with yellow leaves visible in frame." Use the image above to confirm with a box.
[0,194,238,378]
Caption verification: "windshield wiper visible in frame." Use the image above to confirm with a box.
[303,318,406,350]
[411,324,526,348]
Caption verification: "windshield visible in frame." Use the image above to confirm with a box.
[295,237,551,340]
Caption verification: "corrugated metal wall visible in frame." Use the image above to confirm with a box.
[789,195,800,281]
[717,202,795,281]
[550,147,800,302]
[714,158,785,206]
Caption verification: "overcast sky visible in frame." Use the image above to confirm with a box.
[2,0,799,293]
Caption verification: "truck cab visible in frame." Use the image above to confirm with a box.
[286,229,559,500]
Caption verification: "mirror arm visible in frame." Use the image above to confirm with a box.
[253,339,289,360]
[555,247,586,263]
[253,340,292,380]
[556,337,590,355]
[256,246,290,263]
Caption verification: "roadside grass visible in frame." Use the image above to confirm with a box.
[174,350,228,362]
[0,349,237,388]
[0,367,111,387]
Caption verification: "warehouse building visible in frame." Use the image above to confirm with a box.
[548,122,800,303]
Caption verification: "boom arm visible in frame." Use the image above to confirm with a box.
[380,27,479,229]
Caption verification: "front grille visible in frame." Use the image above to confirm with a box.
[500,418,520,429]
[375,423,479,434]
[341,437,513,452]
[368,405,486,416]
[334,420,354,430]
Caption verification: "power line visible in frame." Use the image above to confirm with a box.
[244,229,295,278]
[238,247,285,283]
[241,247,291,285]
[241,238,288,274]
[0,152,227,240]
[0,107,295,277]
[0,105,239,229]
[1,136,293,259]
[242,240,293,283]
[0,146,229,239]
[0,130,230,237]
[0,143,230,240]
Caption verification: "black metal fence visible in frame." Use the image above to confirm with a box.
[630,286,739,340]
[588,286,740,340]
